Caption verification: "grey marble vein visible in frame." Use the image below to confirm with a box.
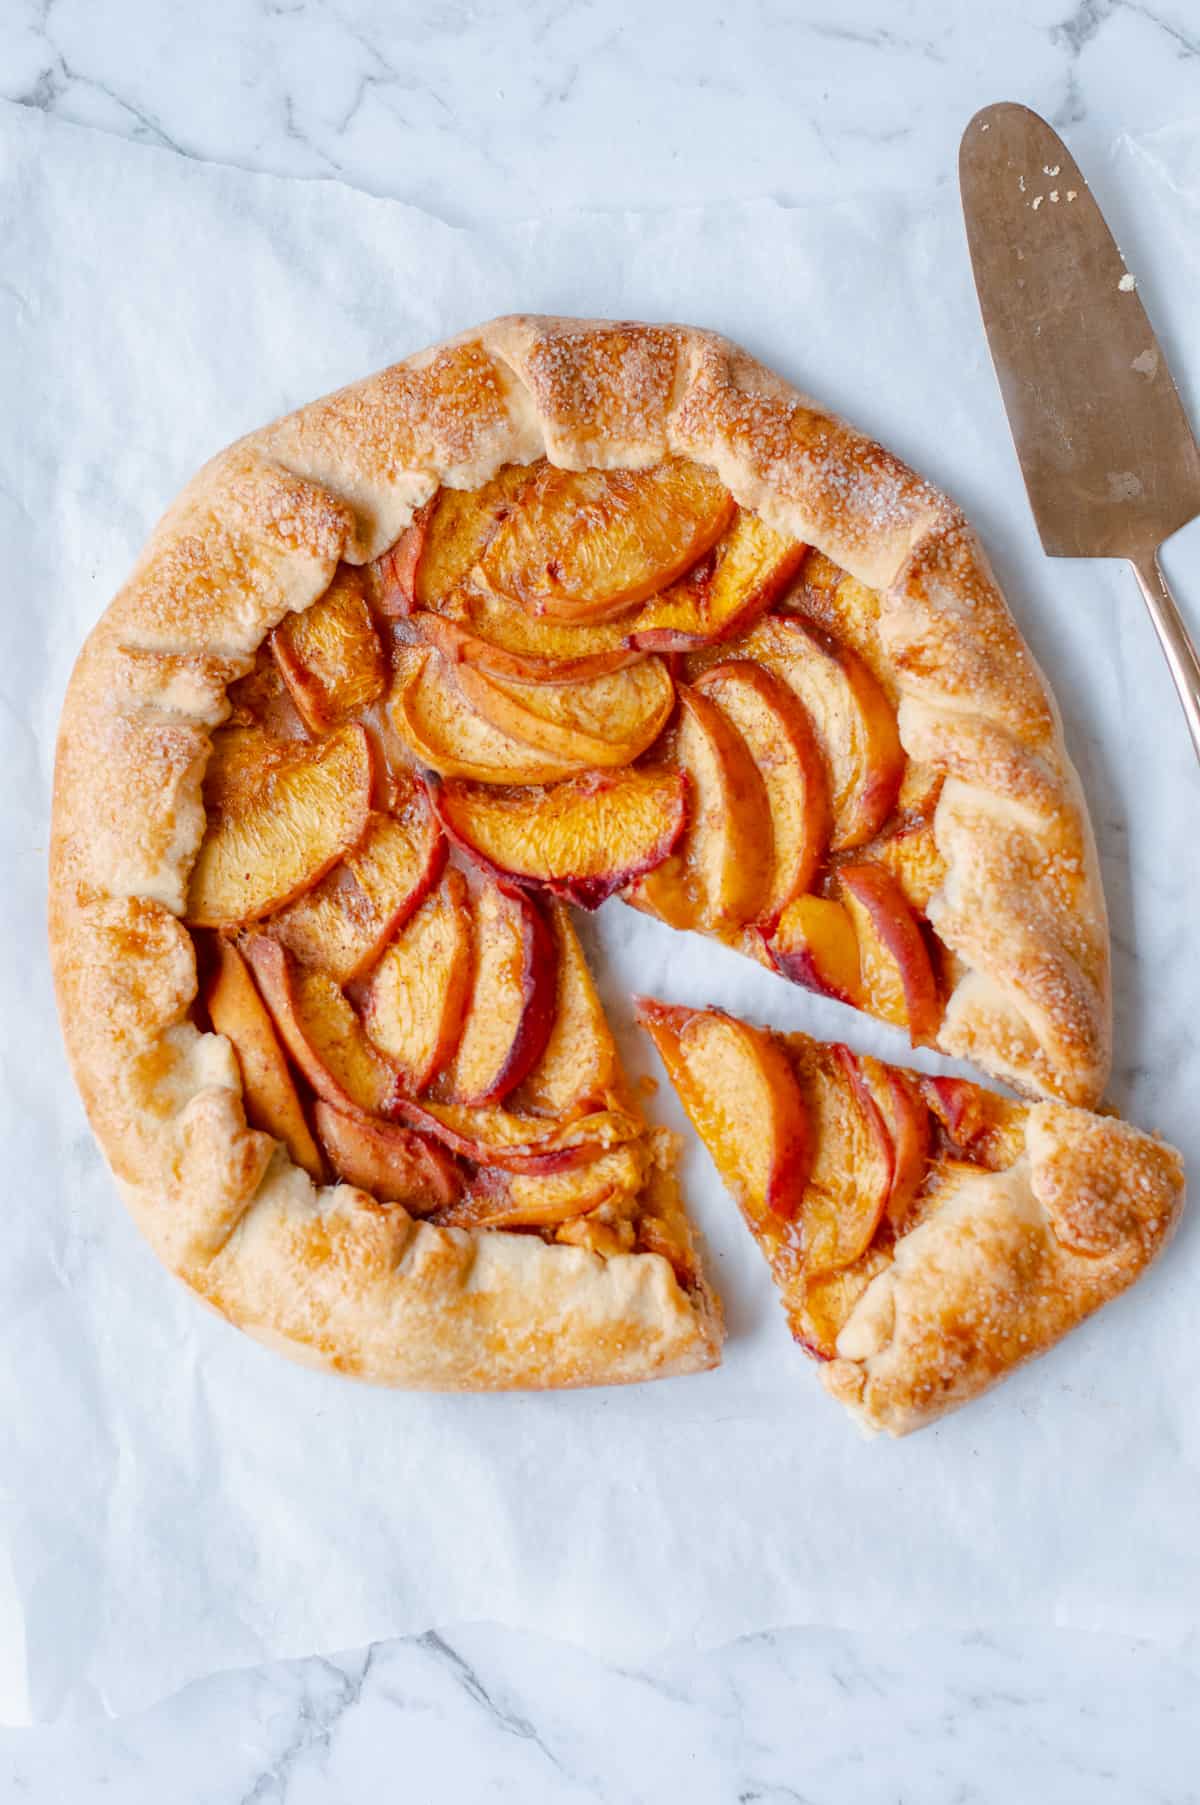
[234,1651,374,1805]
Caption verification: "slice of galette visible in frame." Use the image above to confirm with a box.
[638,1000,1183,1434]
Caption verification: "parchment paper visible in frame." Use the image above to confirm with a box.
[2,101,1198,1723]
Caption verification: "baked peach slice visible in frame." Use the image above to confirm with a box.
[373,465,538,615]
[440,880,558,1107]
[692,660,830,921]
[225,650,308,740]
[787,549,890,691]
[513,900,622,1118]
[432,1142,646,1231]
[366,510,427,618]
[242,935,397,1118]
[363,868,473,1092]
[783,1038,894,1278]
[480,458,735,620]
[837,862,942,1046]
[271,565,387,733]
[630,1155,705,1291]
[437,768,688,908]
[631,688,772,930]
[186,724,373,928]
[767,894,861,1006]
[920,1077,1029,1172]
[452,655,675,769]
[414,590,641,683]
[314,1101,463,1210]
[627,510,807,650]
[731,615,903,851]
[555,1215,637,1260]
[268,780,446,985]
[793,1246,893,1361]
[390,646,595,784]
[204,936,323,1181]
[868,819,947,917]
[394,1098,643,1173]
[636,1000,811,1226]
[853,1052,932,1230]
[896,759,944,820]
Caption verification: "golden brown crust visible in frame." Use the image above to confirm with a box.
[130,1153,716,1390]
[51,314,1110,1386]
[823,1105,1183,1435]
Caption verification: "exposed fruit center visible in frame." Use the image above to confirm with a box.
[188,457,946,1263]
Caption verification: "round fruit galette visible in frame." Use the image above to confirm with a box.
[49,316,1182,1426]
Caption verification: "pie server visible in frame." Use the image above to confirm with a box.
[959,101,1200,760]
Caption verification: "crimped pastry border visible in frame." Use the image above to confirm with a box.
[823,1103,1184,1436]
[49,315,1110,1386]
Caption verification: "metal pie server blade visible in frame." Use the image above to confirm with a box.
[960,101,1200,761]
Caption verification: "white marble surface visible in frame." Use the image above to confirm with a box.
[5,0,1200,1796]
[5,1623,1199,1802]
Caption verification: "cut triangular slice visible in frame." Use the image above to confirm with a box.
[637,999,1182,1435]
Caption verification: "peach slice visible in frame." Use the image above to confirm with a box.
[837,862,942,1046]
[896,759,944,820]
[186,724,373,928]
[627,510,806,650]
[363,868,473,1092]
[920,1077,1029,1172]
[393,1098,643,1173]
[767,894,861,1006]
[794,1246,893,1361]
[513,900,622,1118]
[390,645,596,784]
[225,650,308,740]
[374,465,538,615]
[271,565,387,733]
[787,550,891,693]
[366,507,427,617]
[788,547,851,616]
[631,688,772,930]
[314,1101,463,1210]
[636,1000,811,1226]
[242,935,397,1118]
[693,660,830,921]
[268,782,446,984]
[853,1052,932,1230]
[867,819,947,917]
[433,1142,645,1231]
[732,615,903,851]
[440,881,558,1107]
[783,1039,894,1277]
[555,1215,637,1260]
[203,936,323,1180]
[414,592,641,684]
[480,458,735,620]
[897,1155,1000,1238]
[632,1156,704,1292]
[437,768,688,908]
[451,656,676,768]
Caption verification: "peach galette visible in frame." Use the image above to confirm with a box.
[51,315,1120,1393]
[639,1001,1183,1435]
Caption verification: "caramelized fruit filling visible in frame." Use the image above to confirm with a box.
[188,458,954,1254]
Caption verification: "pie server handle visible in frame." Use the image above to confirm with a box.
[1130,547,1200,763]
